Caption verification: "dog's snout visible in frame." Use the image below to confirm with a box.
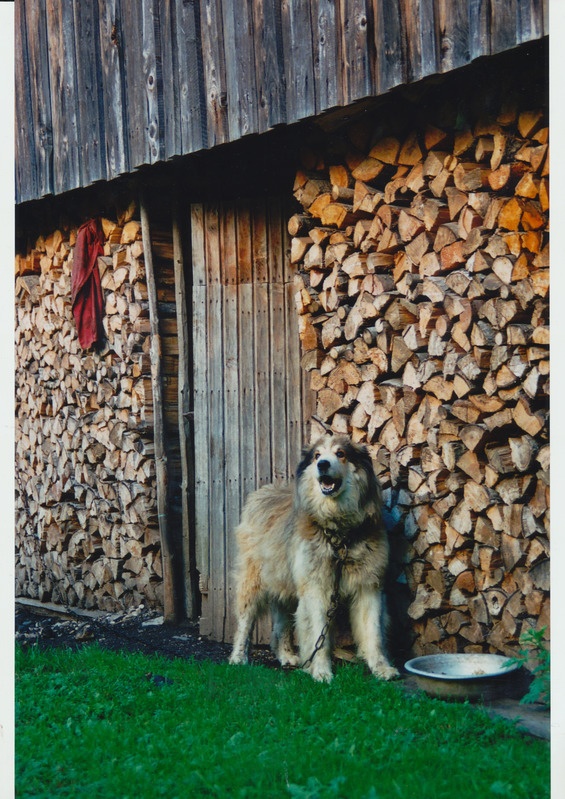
[317,459,331,473]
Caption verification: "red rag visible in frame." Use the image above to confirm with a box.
[71,218,105,349]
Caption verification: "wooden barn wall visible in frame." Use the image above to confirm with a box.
[15,0,548,204]
[190,198,313,642]
[288,56,549,660]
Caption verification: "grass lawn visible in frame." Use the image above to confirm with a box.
[16,645,549,799]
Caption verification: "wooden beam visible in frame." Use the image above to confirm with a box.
[139,193,178,623]
[172,195,197,618]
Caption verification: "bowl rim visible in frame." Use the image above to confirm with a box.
[404,653,520,681]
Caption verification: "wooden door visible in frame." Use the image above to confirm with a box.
[190,197,313,641]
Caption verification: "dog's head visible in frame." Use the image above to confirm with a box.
[296,434,381,525]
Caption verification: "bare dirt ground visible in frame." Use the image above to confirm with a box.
[15,600,277,667]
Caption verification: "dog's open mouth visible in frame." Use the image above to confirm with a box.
[318,476,342,496]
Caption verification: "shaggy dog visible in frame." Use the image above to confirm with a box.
[229,434,399,682]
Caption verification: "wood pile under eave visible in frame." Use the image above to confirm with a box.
[290,104,549,657]
[15,217,164,612]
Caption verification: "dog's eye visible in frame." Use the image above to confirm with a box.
[314,452,321,460]
[335,449,345,460]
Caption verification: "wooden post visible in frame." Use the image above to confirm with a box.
[139,194,178,623]
[172,196,197,617]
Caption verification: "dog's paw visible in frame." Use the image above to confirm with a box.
[308,666,334,683]
[228,651,249,666]
[278,652,300,667]
[372,663,400,681]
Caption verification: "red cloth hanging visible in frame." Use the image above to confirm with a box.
[71,218,105,349]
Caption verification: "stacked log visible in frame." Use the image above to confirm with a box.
[290,101,549,657]
[15,215,165,612]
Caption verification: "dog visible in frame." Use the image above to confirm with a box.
[229,434,399,682]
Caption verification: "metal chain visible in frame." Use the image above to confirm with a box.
[300,532,349,670]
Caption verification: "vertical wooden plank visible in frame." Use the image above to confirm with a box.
[373,0,406,93]
[122,0,164,167]
[175,0,208,151]
[436,0,471,72]
[143,0,165,163]
[140,195,178,622]
[402,0,439,81]
[45,0,81,193]
[118,0,147,168]
[72,0,106,186]
[339,0,375,103]
[236,201,256,510]
[159,0,181,160]
[516,0,546,43]
[489,0,519,54]
[268,198,288,485]
[97,0,129,179]
[541,0,549,36]
[222,0,258,139]
[205,204,227,639]
[252,0,287,131]
[221,206,240,639]
[286,275,310,471]
[467,0,491,61]
[239,199,269,644]
[172,197,197,617]
[199,0,229,147]
[310,0,340,112]
[190,203,211,625]
[281,0,317,120]
[251,200,272,488]
[15,0,40,203]
[280,201,307,474]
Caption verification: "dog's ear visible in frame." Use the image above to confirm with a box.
[348,441,380,502]
[296,444,315,480]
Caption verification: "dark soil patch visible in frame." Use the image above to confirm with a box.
[15,601,278,667]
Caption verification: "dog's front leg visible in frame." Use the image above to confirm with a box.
[229,590,259,665]
[270,601,299,666]
[350,587,399,680]
[295,588,334,683]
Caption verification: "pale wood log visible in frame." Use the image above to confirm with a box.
[320,203,357,229]
[296,177,332,208]
[512,397,545,436]
[351,157,385,182]
[288,214,315,237]
[329,164,352,189]
[308,193,333,219]
[369,137,400,164]
[290,237,312,264]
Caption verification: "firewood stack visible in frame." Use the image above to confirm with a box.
[15,215,165,612]
[290,102,549,657]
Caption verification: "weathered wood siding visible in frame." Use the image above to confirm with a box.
[191,198,313,641]
[15,0,548,204]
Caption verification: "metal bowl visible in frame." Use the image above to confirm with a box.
[404,653,521,701]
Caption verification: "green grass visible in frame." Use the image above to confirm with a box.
[16,645,549,799]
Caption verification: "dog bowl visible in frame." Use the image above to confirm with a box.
[404,653,521,701]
